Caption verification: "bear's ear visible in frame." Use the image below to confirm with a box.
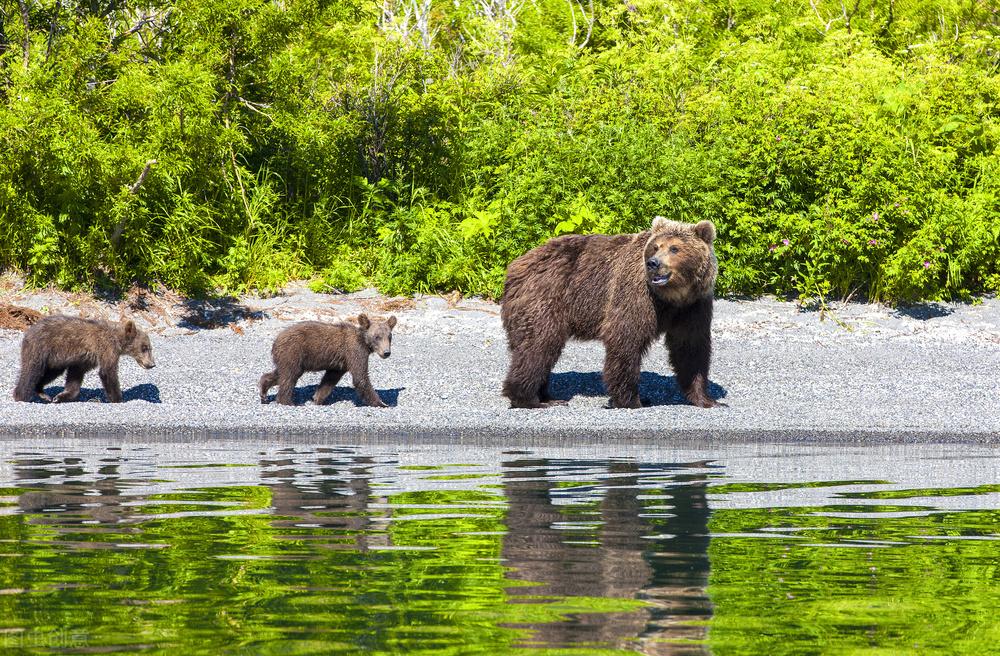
[123,320,136,338]
[693,220,716,244]
[651,216,670,232]
[387,316,397,329]
[357,313,371,330]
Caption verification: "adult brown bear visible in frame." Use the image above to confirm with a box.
[500,217,719,409]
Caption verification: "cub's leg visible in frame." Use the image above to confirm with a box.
[312,369,345,405]
[259,370,279,404]
[349,361,386,407]
[276,368,304,406]
[98,364,123,403]
[53,365,87,403]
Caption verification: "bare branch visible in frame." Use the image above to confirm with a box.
[841,0,861,33]
[463,0,525,67]
[110,16,154,48]
[380,0,437,51]
[127,159,157,195]
[239,96,275,123]
[809,0,834,33]
[17,0,29,71]
[111,159,158,248]
[567,0,593,49]
[578,0,593,49]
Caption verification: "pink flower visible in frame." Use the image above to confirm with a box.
[872,212,880,221]
[776,136,782,142]
[923,261,931,269]
[868,239,878,245]
[769,245,777,252]
[841,239,850,245]
[782,239,790,246]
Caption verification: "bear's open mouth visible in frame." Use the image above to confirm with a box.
[650,273,672,286]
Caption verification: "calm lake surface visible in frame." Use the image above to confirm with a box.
[0,439,997,655]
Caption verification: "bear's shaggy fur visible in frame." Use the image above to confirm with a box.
[500,217,719,409]
[259,314,397,407]
[13,315,156,403]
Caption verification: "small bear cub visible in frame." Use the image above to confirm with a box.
[260,314,397,407]
[14,315,156,403]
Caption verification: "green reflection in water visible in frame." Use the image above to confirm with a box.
[708,487,1000,655]
[0,482,646,655]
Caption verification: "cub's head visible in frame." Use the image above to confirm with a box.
[121,320,156,369]
[644,217,718,304]
[358,314,397,359]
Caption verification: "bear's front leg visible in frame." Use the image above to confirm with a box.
[98,365,123,403]
[349,361,387,407]
[276,369,303,405]
[665,298,718,408]
[312,369,345,405]
[259,370,278,404]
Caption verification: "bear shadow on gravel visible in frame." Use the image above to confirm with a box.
[178,297,266,330]
[261,384,405,407]
[547,371,726,407]
[38,383,162,404]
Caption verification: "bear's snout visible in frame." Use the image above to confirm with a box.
[379,350,391,359]
[645,257,660,270]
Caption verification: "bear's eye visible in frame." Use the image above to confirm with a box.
[669,246,680,254]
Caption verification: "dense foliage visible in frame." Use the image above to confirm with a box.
[0,0,997,301]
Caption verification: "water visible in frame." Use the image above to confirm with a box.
[0,439,997,655]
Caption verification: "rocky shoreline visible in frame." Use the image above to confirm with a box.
[1,279,999,444]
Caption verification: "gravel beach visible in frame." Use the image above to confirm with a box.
[1,282,999,444]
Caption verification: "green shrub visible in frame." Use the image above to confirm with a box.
[0,0,996,302]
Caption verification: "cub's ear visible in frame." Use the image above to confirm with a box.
[651,216,670,232]
[357,313,371,330]
[693,220,716,244]
[387,316,397,329]
[123,320,137,338]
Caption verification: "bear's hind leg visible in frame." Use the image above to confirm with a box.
[14,359,53,402]
[35,367,65,402]
[503,339,564,409]
[53,365,86,403]
[603,351,643,409]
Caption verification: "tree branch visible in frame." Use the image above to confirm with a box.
[110,15,154,49]
[127,159,157,194]
[111,159,157,248]
[17,0,29,71]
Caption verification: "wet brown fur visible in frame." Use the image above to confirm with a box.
[13,315,156,403]
[259,314,397,407]
[500,217,719,409]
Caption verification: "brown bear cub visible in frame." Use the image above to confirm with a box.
[501,217,719,409]
[259,314,397,407]
[13,315,156,403]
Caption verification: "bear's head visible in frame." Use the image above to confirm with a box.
[643,217,717,305]
[120,319,156,369]
[358,314,397,359]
